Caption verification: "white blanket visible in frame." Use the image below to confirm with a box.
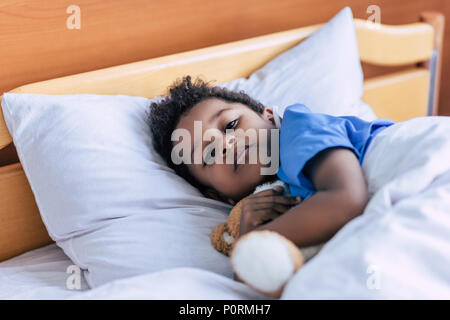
[282,116,450,299]
[0,244,266,300]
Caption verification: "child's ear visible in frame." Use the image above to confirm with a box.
[262,108,275,125]
[204,188,235,205]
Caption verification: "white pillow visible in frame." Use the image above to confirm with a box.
[220,6,376,121]
[1,93,233,287]
[1,6,374,289]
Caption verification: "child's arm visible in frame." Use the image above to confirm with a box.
[243,148,369,247]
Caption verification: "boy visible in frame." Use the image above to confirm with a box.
[148,76,395,248]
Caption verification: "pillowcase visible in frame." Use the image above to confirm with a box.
[219,6,376,121]
[1,6,374,289]
[1,93,233,287]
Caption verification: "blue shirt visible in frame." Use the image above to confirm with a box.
[276,104,395,200]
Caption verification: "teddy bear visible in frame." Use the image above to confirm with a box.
[210,180,323,297]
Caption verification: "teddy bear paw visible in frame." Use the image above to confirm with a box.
[230,230,305,297]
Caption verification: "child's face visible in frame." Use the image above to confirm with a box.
[174,98,278,203]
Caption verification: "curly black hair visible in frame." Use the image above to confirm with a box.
[147,75,266,193]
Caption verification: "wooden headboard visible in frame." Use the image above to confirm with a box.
[0,11,445,262]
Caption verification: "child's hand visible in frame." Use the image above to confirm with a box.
[239,187,302,236]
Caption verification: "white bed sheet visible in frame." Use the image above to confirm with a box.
[70,268,269,300]
[0,243,89,299]
[0,243,267,300]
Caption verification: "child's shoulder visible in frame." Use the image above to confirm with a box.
[281,103,342,131]
[283,103,312,116]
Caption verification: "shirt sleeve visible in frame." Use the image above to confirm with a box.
[277,104,359,200]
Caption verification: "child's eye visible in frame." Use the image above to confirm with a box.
[225,119,239,131]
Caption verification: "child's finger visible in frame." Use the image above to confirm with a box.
[248,195,301,206]
[273,196,302,205]
[270,204,292,214]
[251,209,280,223]
[247,202,291,214]
[251,187,284,197]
